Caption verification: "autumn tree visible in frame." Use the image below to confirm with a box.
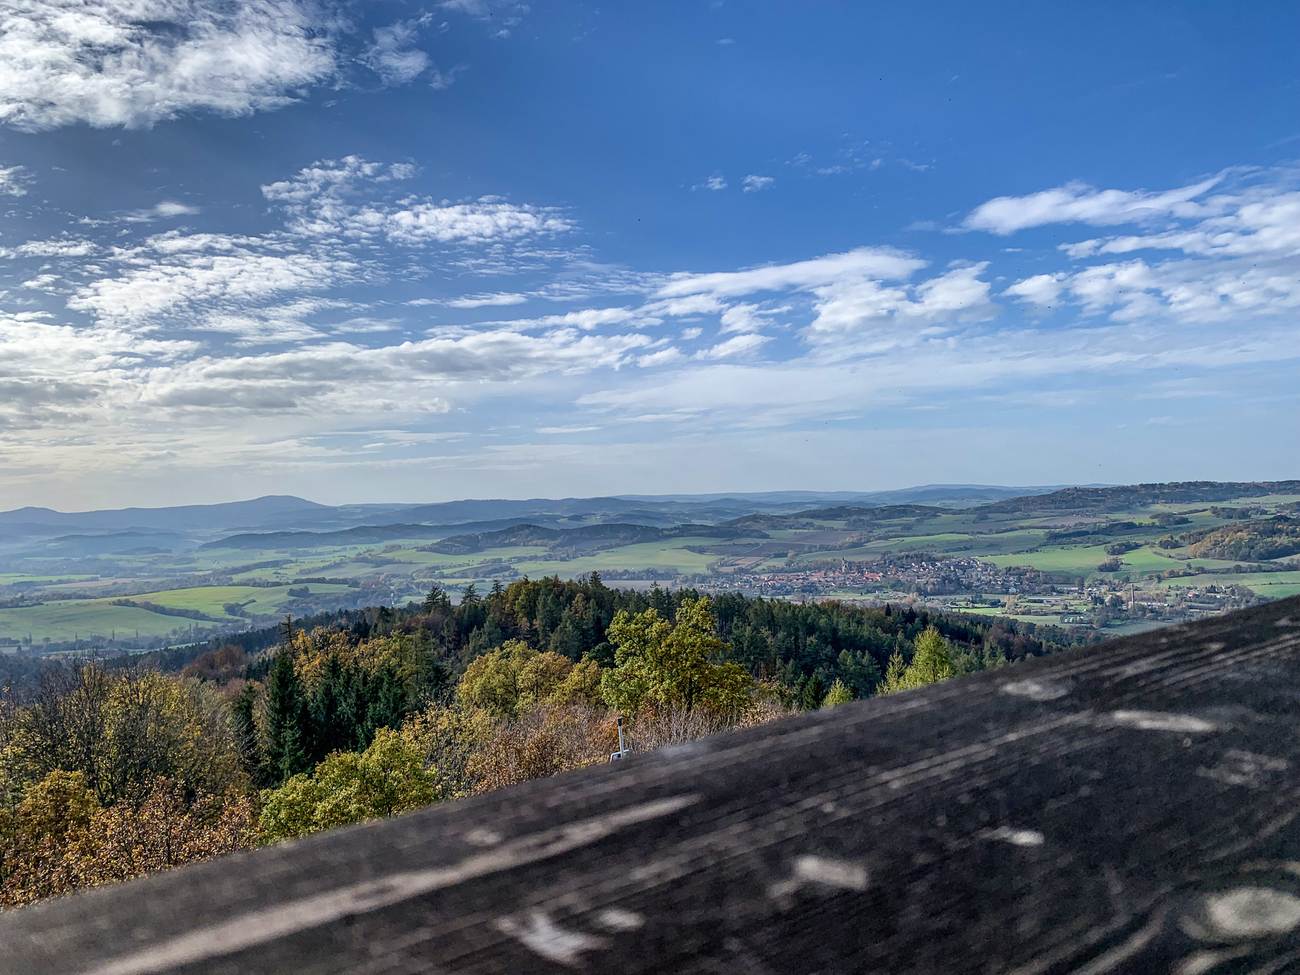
[600,597,753,715]
[258,729,437,843]
[398,703,497,801]
[0,771,254,907]
[466,706,616,793]
[5,663,244,806]
[456,640,590,718]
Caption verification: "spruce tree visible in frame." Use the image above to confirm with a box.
[231,682,268,786]
[423,585,451,615]
[309,654,351,762]
[265,649,309,782]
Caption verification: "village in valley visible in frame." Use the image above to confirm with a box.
[703,554,1261,635]
[2,482,1295,653]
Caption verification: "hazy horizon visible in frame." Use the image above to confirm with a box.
[1,2,1298,510]
[12,477,1300,517]
[2,481,1082,516]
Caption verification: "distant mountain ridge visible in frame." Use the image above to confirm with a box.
[11,483,1294,554]
[976,481,1300,515]
[1,484,1070,536]
[0,495,331,534]
[427,522,753,556]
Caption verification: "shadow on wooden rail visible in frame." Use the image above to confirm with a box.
[4,596,1300,974]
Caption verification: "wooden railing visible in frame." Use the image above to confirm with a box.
[3,596,1300,974]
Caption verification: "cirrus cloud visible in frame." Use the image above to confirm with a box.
[0,0,341,131]
[965,176,1222,234]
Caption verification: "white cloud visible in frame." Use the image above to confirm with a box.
[0,164,29,195]
[719,302,774,333]
[10,153,1298,502]
[153,200,200,218]
[123,200,201,222]
[376,200,572,245]
[1053,256,1300,325]
[697,333,770,360]
[1063,189,1300,260]
[439,0,527,31]
[21,273,61,291]
[363,20,431,86]
[264,156,571,244]
[69,234,359,324]
[637,347,684,368]
[579,318,1297,427]
[698,175,727,192]
[658,247,923,300]
[652,249,993,348]
[0,0,339,131]
[742,174,774,193]
[645,294,722,317]
[261,156,416,206]
[992,173,1300,326]
[965,176,1221,234]
[444,292,529,308]
[141,328,653,413]
[197,311,324,346]
[0,310,195,429]
[7,237,98,258]
[806,263,987,348]
[428,64,467,90]
[1004,273,1065,306]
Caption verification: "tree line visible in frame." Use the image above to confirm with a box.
[1,577,1077,906]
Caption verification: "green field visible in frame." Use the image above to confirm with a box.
[987,544,1117,576]
[0,601,194,642]
[0,582,355,643]
[1166,571,1300,599]
[514,538,719,577]
[127,583,353,620]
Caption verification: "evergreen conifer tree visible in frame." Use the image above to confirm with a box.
[265,649,309,782]
[821,679,854,708]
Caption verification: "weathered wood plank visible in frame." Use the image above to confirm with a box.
[4,597,1300,974]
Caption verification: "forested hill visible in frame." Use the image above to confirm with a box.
[428,523,751,555]
[976,480,1300,514]
[154,576,1087,707]
[0,576,1091,906]
[724,504,944,530]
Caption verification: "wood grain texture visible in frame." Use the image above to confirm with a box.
[4,596,1300,974]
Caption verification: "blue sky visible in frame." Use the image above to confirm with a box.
[0,1,1298,509]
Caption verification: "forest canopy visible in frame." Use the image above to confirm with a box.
[0,576,1078,906]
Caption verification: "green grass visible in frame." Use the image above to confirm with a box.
[0,582,356,642]
[514,538,719,577]
[0,602,199,642]
[127,583,352,620]
[982,541,1240,580]
[986,544,1116,576]
[1165,571,1300,598]
[1110,547,1184,574]
[0,572,100,584]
